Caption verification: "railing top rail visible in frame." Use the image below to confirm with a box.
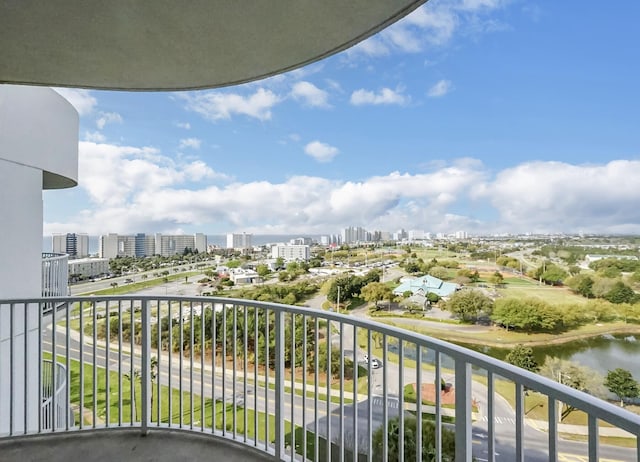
[5,294,640,435]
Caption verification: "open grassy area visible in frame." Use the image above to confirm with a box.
[77,272,201,296]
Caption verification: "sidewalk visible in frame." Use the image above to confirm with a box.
[527,419,635,438]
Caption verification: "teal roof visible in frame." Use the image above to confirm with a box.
[393,275,459,298]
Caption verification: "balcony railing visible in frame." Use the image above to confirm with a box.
[41,359,68,430]
[1,295,640,461]
[41,253,68,297]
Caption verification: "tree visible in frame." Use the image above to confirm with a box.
[505,344,539,373]
[428,266,449,280]
[489,271,504,286]
[361,282,393,309]
[605,281,637,304]
[604,368,639,407]
[256,264,270,277]
[372,416,456,462]
[492,297,563,332]
[445,289,493,323]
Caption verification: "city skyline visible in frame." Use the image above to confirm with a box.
[44,1,640,237]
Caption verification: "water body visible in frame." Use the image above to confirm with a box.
[458,334,640,378]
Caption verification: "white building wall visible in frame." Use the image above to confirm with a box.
[195,233,207,253]
[271,244,310,262]
[0,86,78,435]
[68,258,110,278]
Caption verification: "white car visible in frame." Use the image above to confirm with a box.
[370,359,382,369]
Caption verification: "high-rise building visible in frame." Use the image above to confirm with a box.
[226,233,252,250]
[342,226,368,244]
[100,233,206,258]
[52,233,89,258]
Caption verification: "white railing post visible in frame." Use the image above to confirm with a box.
[455,360,472,462]
[140,299,151,435]
[274,310,285,459]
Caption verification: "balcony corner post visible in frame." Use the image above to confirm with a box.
[140,298,151,435]
[274,309,285,460]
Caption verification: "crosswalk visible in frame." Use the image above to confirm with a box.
[480,415,515,425]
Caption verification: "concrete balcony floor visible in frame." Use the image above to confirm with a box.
[0,428,274,462]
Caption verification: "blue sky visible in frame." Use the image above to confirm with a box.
[45,0,640,237]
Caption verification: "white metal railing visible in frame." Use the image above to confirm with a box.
[41,359,68,430]
[1,295,640,462]
[42,253,68,297]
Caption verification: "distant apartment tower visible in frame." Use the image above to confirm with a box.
[342,226,368,244]
[289,237,312,245]
[155,233,207,257]
[52,233,89,258]
[455,231,468,239]
[272,244,310,262]
[393,228,408,241]
[408,229,426,240]
[100,233,206,258]
[227,233,252,250]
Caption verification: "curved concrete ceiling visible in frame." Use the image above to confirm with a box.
[0,0,426,91]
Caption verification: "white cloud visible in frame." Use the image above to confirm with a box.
[176,121,191,129]
[84,131,106,143]
[347,0,506,59]
[350,87,409,106]
[96,112,123,129]
[304,141,339,163]
[290,81,330,108]
[53,88,97,115]
[427,79,453,97]
[475,160,640,234]
[180,88,280,121]
[179,138,202,149]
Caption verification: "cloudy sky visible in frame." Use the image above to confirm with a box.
[45,1,640,237]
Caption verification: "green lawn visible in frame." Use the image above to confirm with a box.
[78,272,201,296]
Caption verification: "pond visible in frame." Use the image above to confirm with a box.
[458,334,640,378]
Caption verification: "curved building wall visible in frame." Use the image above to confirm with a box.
[0,85,78,434]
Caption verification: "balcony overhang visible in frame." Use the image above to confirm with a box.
[0,1,427,91]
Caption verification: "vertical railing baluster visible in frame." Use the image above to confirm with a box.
[314,317,320,462]
[399,339,404,462]
[79,301,84,430]
[38,303,43,433]
[130,300,135,426]
[118,300,123,427]
[168,300,173,427]
[291,313,296,460]
[24,303,29,433]
[157,299,161,427]
[303,314,308,460]
[92,299,97,427]
[367,329,373,461]
[454,359,472,462]
[382,334,388,462]
[212,302,217,434]
[339,322,344,462]
[588,415,599,462]
[141,299,150,435]
[274,309,285,460]
[190,300,194,430]
[515,382,524,461]
[265,309,269,452]
[353,325,358,462]
[243,305,248,442]
[487,371,496,462]
[52,299,57,431]
[202,301,206,432]
[179,301,184,428]
[9,303,14,435]
[548,396,558,462]
[105,300,110,426]
[326,317,332,462]
[435,351,442,461]
[416,344,423,462]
